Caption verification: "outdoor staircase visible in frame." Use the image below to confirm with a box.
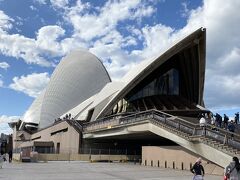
[150,118,192,141]
[83,109,240,167]
[149,113,240,158]
[199,137,240,156]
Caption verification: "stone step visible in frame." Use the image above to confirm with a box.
[207,141,218,145]
[228,148,239,153]
[226,148,234,152]
[153,119,240,155]
[234,151,240,154]
[152,119,240,157]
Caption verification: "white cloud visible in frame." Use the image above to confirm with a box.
[0,1,156,70]
[65,0,153,41]
[140,24,175,59]
[0,61,9,69]
[0,78,3,87]
[56,0,157,80]
[189,0,240,110]
[0,115,19,123]
[9,72,50,98]
[60,37,88,54]
[35,0,69,8]
[180,2,190,18]
[0,32,52,66]
[30,5,38,11]
[217,47,240,76]
[34,0,47,5]
[0,10,14,31]
[36,25,65,56]
[0,123,12,134]
[50,0,69,9]
[205,74,240,109]
[131,3,156,21]
[0,25,66,67]
[90,30,140,80]
[0,115,20,135]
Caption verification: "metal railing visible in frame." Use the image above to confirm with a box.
[79,147,140,155]
[83,109,240,151]
[68,119,83,131]
[13,147,140,156]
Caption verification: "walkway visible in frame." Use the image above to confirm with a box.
[0,161,221,180]
[83,110,240,167]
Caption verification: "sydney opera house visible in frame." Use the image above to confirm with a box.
[10,28,239,173]
[19,27,206,129]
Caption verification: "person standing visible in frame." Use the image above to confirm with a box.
[214,113,222,128]
[225,156,240,180]
[191,158,205,180]
[210,113,216,130]
[235,112,239,125]
[219,114,223,128]
[223,114,229,129]
[8,150,12,163]
[199,116,207,136]
[228,120,235,138]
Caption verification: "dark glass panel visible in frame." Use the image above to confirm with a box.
[127,69,179,101]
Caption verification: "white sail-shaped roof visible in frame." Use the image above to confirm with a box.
[22,89,45,125]
[23,50,111,129]
[94,28,206,119]
[61,28,206,122]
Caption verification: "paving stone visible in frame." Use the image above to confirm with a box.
[0,161,221,180]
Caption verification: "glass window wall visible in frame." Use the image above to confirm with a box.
[128,68,179,101]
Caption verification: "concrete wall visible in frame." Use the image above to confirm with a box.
[13,127,32,150]
[37,154,139,162]
[142,146,224,175]
[30,121,80,154]
[13,153,21,161]
[13,153,139,162]
[37,153,90,161]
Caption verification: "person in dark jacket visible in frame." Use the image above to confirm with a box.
[8,150,12,163]
[235,112,239,124]
[214,113,222,128]
[228,120,235,138]
[190,157,205,180]
[223,114,229,129]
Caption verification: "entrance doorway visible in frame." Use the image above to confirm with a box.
[56,143,60,154]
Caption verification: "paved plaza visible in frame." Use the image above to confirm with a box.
[0,161,221,180]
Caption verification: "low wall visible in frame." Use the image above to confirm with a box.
[37,154,91,161]
[13,153,140,162]
[90,154,140,162]
[13,153,21,161]
[142,146,224,175]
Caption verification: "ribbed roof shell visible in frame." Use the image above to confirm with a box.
[23,50,111,129]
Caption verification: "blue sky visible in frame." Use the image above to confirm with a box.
[0,0,240,134]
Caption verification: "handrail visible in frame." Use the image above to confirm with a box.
[83,109,197,134]
[68,119,83,131]
[205,123,240,139]
[83,109,240,151]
